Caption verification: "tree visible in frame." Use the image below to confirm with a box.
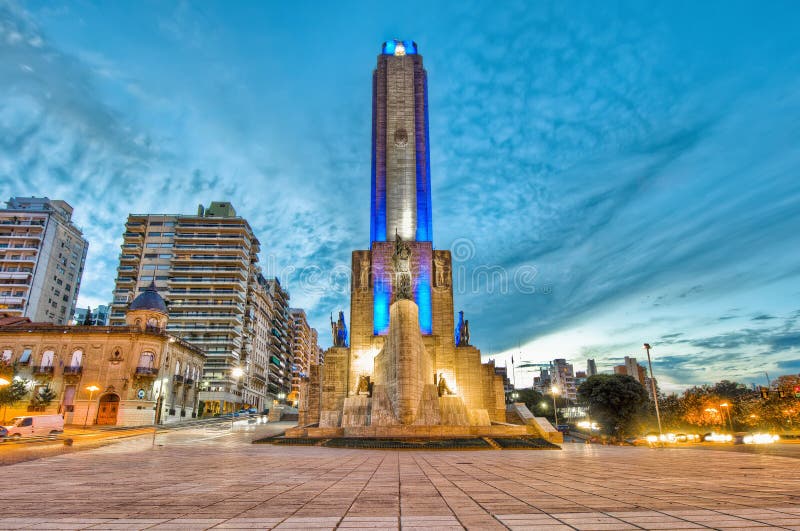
[577,374,649,437]
[31,385,57,409]
[511,388,545,414]
[0,379,29,422]
[83,307,93,326]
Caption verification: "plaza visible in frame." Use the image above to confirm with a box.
[0,424,798,530]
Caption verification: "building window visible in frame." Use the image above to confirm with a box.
[19,349,31,364]
[138,352,155,368]
[40,350,54,367]
[70,350,82,368]
[1,349,11,363]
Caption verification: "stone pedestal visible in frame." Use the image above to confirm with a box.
[373,300,434,424]
[342,396,371,427]
[413,384,442,425]
[370,384,398,426]
[438,395,469,426]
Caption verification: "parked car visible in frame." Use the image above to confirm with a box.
[4,414,64,439]
[0,426,7,440]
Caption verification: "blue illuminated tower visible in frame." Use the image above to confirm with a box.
[370,39,433,243]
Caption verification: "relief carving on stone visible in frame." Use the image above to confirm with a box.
[358,255,371,291]
[433,254,450,289]
[392,231,413,300]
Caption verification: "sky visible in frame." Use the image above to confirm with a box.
[1,0,799,392]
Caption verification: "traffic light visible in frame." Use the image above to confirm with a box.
[794,385,800,399]
[760,387,769,399]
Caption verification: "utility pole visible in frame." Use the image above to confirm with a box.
[644,343,663,439]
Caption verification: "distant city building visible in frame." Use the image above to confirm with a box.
[551,358,578,402]
[0,285,204,425]
[72,305,110,326]
[533,368,552,394]
[586,358,597,377]
[0,197,88,325]
[614,356,647,385]
[288,308,321,400]
[108,201,309,414]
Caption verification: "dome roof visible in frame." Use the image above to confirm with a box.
[128,282,168,314]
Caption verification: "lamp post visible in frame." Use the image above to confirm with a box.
[0,377,9,423]
[83,385,100,429]
[720,402,732,432]
[643,343,663,439]
[551,385,559,426]
[231,366,244,412]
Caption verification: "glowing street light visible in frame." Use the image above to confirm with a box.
[0,377,9,387]
[84,385,100,429]
[231,367,244,378]
[551,385,559,425]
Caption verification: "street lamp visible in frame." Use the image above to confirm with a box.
[84,385,100,429]
[643,343,663,440]
[720,402,732,431]
[551,385,559,426]
[0,377,9,387]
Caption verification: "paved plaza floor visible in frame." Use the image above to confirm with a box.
[0,423,798,530]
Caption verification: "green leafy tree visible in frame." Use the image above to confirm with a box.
[31,385,57,408]
[0,379,29,422]
[577,374,649,437]
[510,388,545,414]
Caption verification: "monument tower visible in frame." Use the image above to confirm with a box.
[292,41,555,441]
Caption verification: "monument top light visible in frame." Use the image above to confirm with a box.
[381,39,417,56]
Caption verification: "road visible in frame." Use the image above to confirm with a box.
[0,415,286,466]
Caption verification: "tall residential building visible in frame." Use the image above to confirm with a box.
[109,201,269,414]
[265,277,293,398]
[586,358,597,377]
[0,197,88,325]
[289,308,317,398]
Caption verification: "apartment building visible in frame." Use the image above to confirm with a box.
[288,308,316,397]
[109,201,264,414]
[264,277,293,400]
[0,197,88,325]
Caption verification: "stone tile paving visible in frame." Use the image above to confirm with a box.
[0,430,797,530]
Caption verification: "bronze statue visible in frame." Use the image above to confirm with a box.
[356,375,371,396]
[331,311,348,347]
[437,373,453,397]
[392,231,413,300]
[455,310,470,346]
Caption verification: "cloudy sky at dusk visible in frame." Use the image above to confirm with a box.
[1,0,798,391]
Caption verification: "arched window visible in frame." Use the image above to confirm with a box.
[40,350,54,368]
[174,360,180,375]
[1,349,11,363]
[70,349,83,368]
[138,351,155,368]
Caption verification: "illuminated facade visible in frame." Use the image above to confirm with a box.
[0,285,204,426]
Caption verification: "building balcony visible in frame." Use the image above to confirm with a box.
[185,378,194,386]
[173,374,184,385]
[33,365,54,375]
[63,366,82,376]
[135,366,159,377]
[123,232,144,239]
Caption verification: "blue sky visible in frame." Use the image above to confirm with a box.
[1,0,799,391]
